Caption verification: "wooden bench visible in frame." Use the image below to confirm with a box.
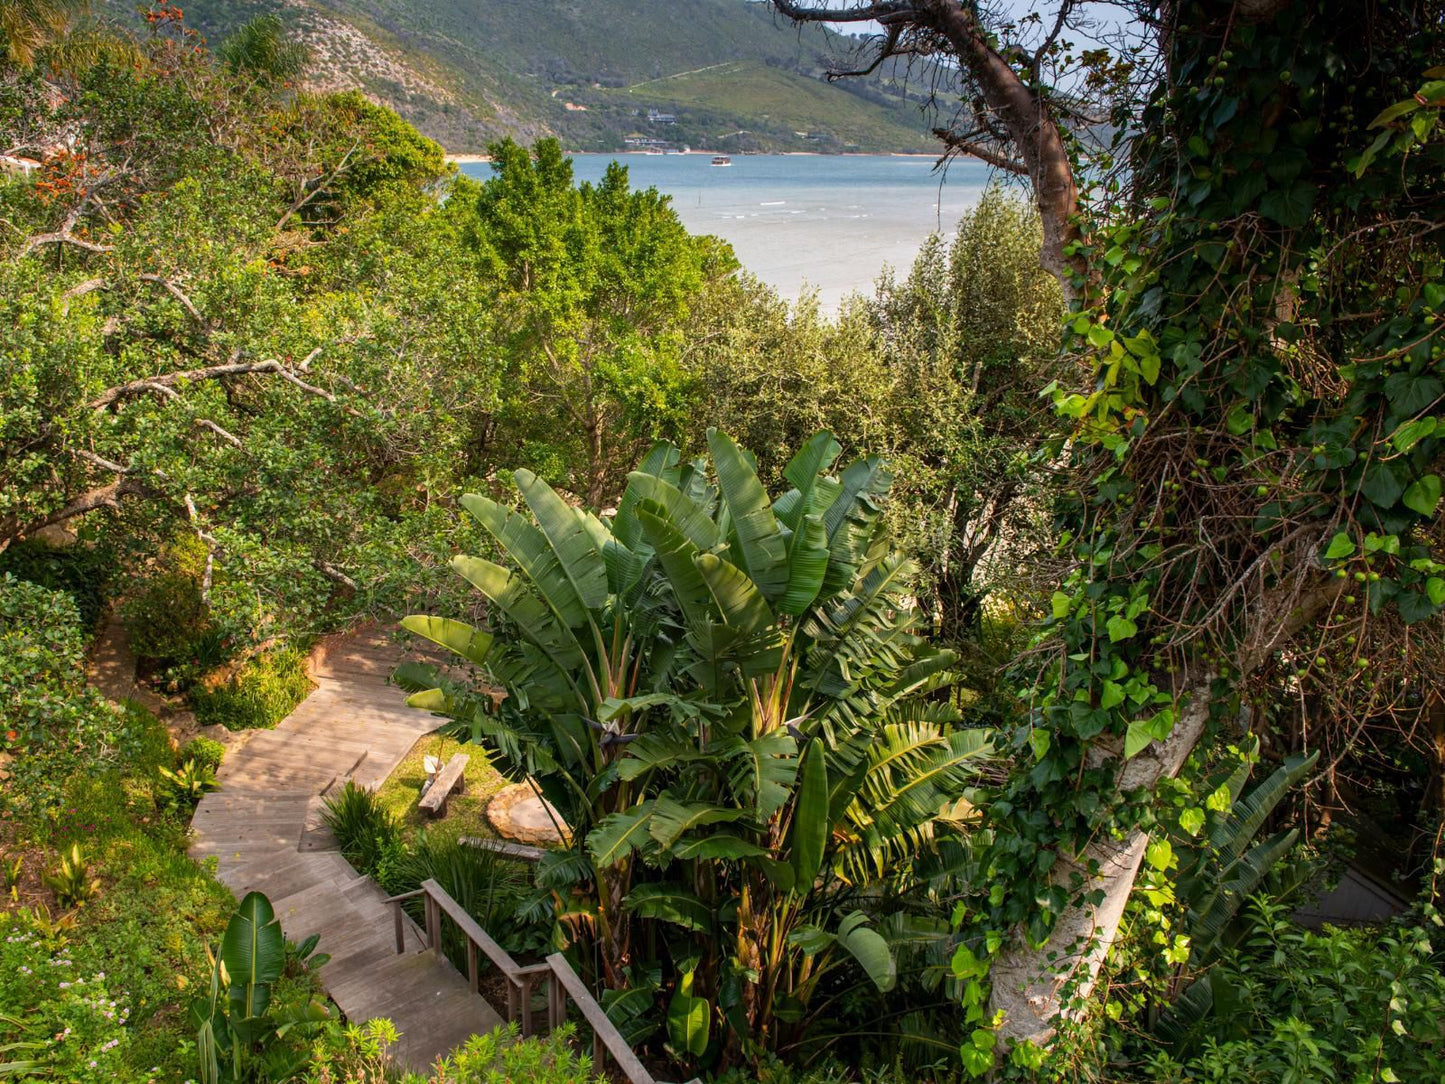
[418,753,468,817]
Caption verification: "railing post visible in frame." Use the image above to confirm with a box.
[593,1026,605,1068]
[392,901,405,954]
[548,970,565,1030]
[467,939,479,993]
[425,892,441,952]
[507,977,520,1024]
[519,976,533,1037]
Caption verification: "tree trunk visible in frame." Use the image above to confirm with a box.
[990,569,1344,1045]
[989,672,1213,1046]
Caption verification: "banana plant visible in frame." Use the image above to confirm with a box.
[402,429,993,1059]
[194,892,329,1084]
[1151,747,1321,1050]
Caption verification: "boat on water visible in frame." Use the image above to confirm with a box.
[711,155,732,167]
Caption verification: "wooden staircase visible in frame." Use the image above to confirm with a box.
[189,626,504,1071]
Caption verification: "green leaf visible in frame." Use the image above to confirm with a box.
[625,473,719,553]
[1403,474,1442,516]
[648,796,742,850]
[625,883,713,932]
[1100,680,1126,710]
[399,616,493,668]
[833,911,897,992]
[1258,179,1315,229]
[671,834,767,860]
[221,892,285,1022]
[460,493,589,627]
[1391,417,1437,454]
[1427,577,1445,605]
[1106,615,1138,642]
[667,986,710,1056]
[778,512,829,615]
[1322,532,1355,560]
[789,739,828,891]
[636,504,713,629]
[588,803,655,867]
[1145,838,1173,870]
[513,469,609,611]
[1179,807,1206,836]
[1050,591,1072,619]
[1124,719,1154,759]
[708,429,790,603]
[694,552,775,634]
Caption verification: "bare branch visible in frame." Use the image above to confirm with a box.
[88,358,331,410]
[933,127,1029,174]
[276,141,361,232]
[195,419,243,447]
[75,449,130,474]
[314,560,358,591]
[139,273,211,329]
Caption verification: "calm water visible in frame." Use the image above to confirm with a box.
[459,153,991,309]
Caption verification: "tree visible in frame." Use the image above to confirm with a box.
[464,138,734,505]
[401,430,992,1062]
[771,0,1103,300]
[217,14,308,88]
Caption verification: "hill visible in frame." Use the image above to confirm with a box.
[102,0,939,153]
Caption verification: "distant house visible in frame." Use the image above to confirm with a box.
[646,109,677,125]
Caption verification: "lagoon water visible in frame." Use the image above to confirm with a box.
[459,153,992,309]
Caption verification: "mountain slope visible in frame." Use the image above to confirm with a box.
[105,0,938,153]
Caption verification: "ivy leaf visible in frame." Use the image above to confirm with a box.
[1050,591,1072,619]
[1028,729,1051,761]
[1144,838,1173,870]
[1403,474,1442,516]
[1384,373,1443,416]
[1178,807,1205,836]
[1100,681,1126,710]
[1258,179,1315,229]
[1322,532,1355,560]
[1124,719,1154,759]
[1391,417,1437,454]
[1427,577,1445,606]
[1360,461,1405,508]
[1106,615,1138,643]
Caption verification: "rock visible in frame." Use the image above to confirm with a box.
[487,783,569,845]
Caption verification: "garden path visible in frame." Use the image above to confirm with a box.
[189,626,504,1071]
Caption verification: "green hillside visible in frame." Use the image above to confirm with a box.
[102,0,936,152]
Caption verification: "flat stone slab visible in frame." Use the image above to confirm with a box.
[488,783,569,845]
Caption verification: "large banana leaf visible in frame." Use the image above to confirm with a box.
[513,469,609,611]
[777,512,829,616]
[461,493,590,627]
[612,441,682,550]
[789,739,829,891]
[667,972,711,1056]
[625,882,714,932]
[648,795,744,849]
[707,429,790,603]
[637,503,714,628]
[624,472,719,553]
[695,552,775,634]
[820,455,892,594]
[398,615,494,668]
[779,431,842,535]
[221,891,285,1023]
[588,803,656,867]
[451,556,586,683]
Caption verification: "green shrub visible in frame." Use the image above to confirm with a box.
[191,645,314,730]
[121,537,264,685]
[0,537,115,631]
[1126,901,1445,1084]
[322,781,403,879]
[420,1022,602,1084]
[0,575,131,812]
[181,735,227,772]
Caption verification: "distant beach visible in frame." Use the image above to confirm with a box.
[456,152,991,309]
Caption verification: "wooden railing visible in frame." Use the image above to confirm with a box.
[386,878,659,1084]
